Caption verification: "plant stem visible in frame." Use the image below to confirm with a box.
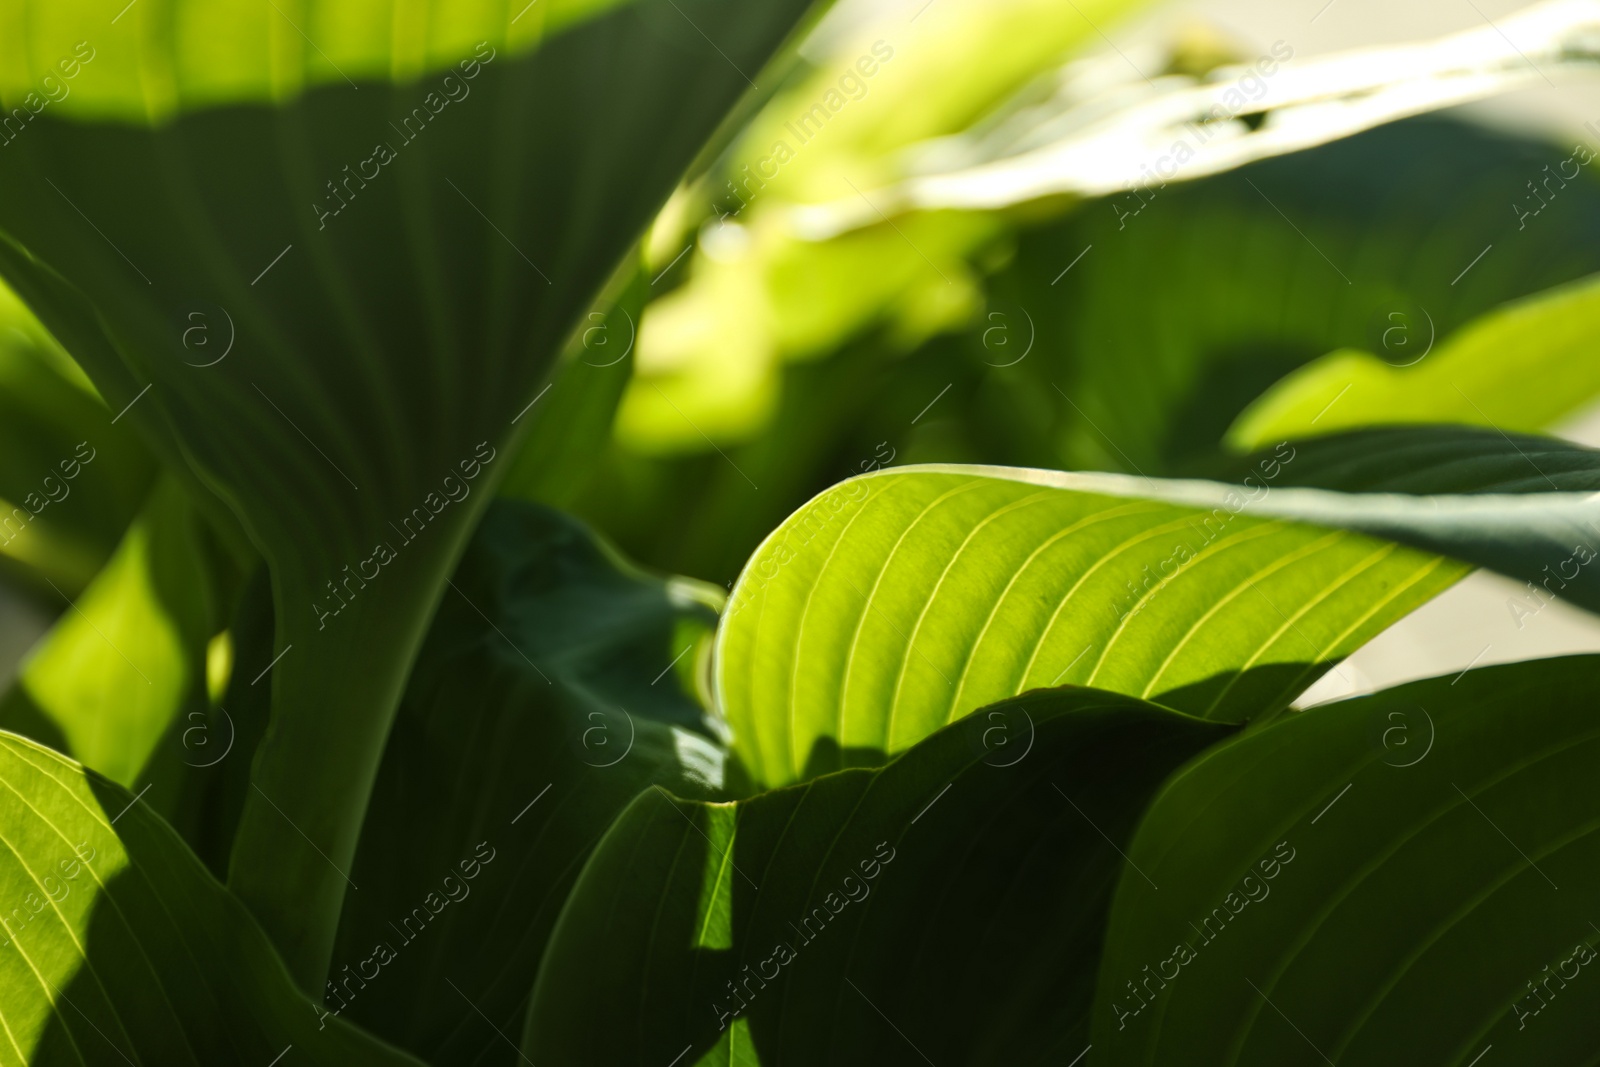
[226,529,466,994]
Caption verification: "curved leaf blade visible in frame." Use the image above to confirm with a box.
[0,729,420,1065]
[329,502,729,1062]
[716,463,1462,788]
[0,0,821,983]
[1133,427,1600,611]
[525,686,1230,1065]
[1091,656,1600,1066]
[1229,271,1600,449]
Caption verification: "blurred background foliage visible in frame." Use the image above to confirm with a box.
[514,0,1600,588]
[4,0,1600,786]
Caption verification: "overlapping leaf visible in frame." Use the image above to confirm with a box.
[0,0,823,981]
[1004,118,1600,473]
[0,477,223,788]
[525,686,1229,1066]
[0,729,420,1065]
[574,119,1600,590]
[1229,271,1600,448]
[1155,427,1600,609]
[716,463,1462,788]
[1091,656,1600,1065]
[329,502,728,1063]
[718,428,1600,788]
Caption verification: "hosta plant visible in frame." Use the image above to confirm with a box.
[0,0,1597,1065]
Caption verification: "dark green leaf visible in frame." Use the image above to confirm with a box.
[1092,656,1600,1066]
[329,501,726,1063]
[499,266,647,509]
[1007,118,1600,472]
[0,284,154,597]
[525,686,1230,1065]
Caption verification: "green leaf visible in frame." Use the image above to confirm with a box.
[1228,271,1600,449]
[1091,656,1600,1065]
[0,283,154,597]
[329,501,728,1062]
[0,728,421,1065]
[499,266,646,509]
[1180,427,1600,610]
[717,463,1464,789]
[524,686,1230,1065]
[1213,424,1600,495]
[0,0,822,984]
[145,565,275,881]
[0,476,221,787]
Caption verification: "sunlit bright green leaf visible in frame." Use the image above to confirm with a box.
[0,477,222,787]
[1229,272,1600,449]
[716,462,1463,789]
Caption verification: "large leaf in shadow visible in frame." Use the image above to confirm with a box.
[0,730,420,1065]
[0,476,224,787]
[327,501,727,1064]
[524,686,1230,1066]
[1091,656,1600,1066]
[498,265,647,510]
[0,0,821,982]
[717,463,1463,789]
[142,564,276,881]
[1212,424,1600,495]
